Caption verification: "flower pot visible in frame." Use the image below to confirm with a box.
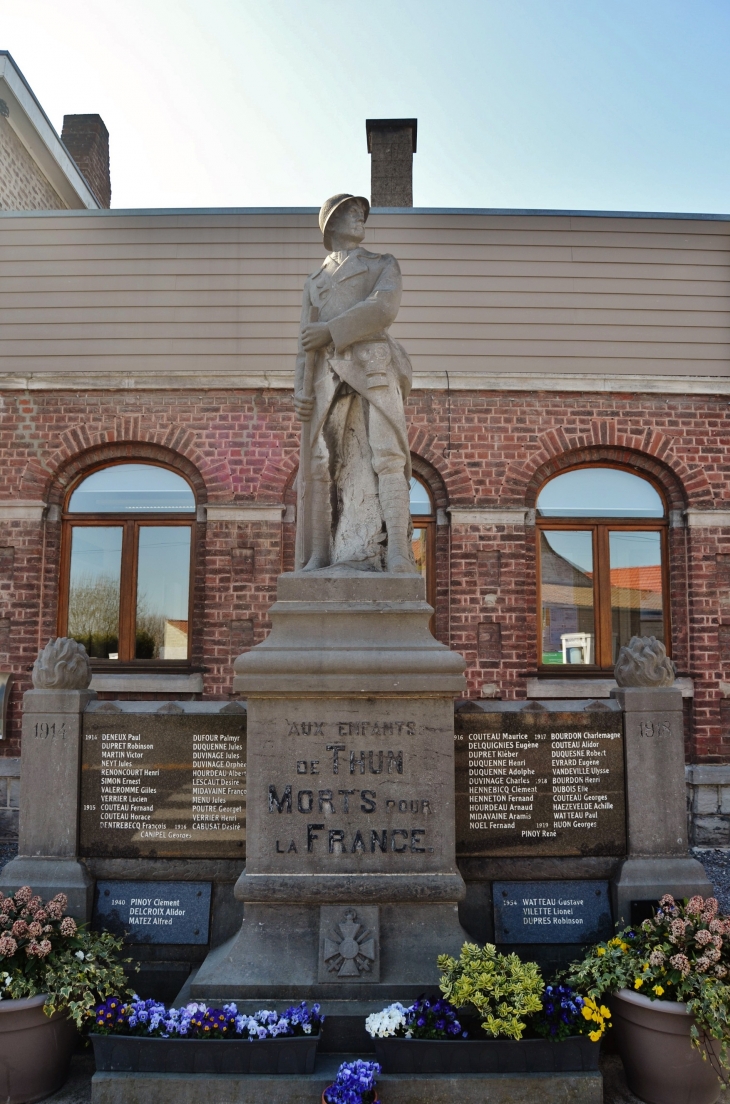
[0,994,77,1104]
[609,989,724,1104]
[91,1032,319,1074]
[372,1035,599,1075]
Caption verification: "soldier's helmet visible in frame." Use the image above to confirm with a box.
[319,194,370,250]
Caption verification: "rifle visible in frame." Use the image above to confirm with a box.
[295,305,319,570]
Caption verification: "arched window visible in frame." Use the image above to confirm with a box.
[410,475,436,609]
[536,467,668,670]
[60,463,196,663]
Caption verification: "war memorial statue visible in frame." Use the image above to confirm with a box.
[192,197,468,1005]
[294,193,416,575]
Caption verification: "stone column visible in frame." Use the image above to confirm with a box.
[610,638,712,924]
[192,571,467,1003]
[0,640,96,920]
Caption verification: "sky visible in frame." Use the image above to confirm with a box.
[3,0,730,212]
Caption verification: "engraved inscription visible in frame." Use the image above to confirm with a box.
[455,710,626,858]
[263,718,439,862]
[80,714,247,859]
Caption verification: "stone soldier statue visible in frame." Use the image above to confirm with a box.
[294,193,417,574]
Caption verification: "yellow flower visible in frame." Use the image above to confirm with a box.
[589,1030,602,1042]
[581,1005,593,1020]
[634,978,644,989]
[653,986,664,996]
[600,1006,611,1019]
[643,963,650,972]
[621,943,630,952]
[596,947,606,956]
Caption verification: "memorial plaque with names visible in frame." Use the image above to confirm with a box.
[455,707,626,857]
[80,713,246,858]
[493,880,613,944]
[93,880,212,944]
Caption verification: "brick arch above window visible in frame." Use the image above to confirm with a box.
[501,422,712,511]
[407,426,474,505]
[19,420,231,505]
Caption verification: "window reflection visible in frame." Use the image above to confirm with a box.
[540,531,595,665]
[609,531,664,661]
[136,528,191,659]
[537,468,664,518]
[67,527,123,659]
[409,477,432,516]
[69,464,195,513]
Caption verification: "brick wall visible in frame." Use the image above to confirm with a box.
[0,117,67,211]
[1,386,729,764]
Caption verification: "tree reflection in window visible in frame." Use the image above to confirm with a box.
[63,463,195,663]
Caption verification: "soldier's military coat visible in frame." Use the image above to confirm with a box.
[295,246,412,484]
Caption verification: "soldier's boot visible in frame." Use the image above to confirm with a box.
[379,473,417,575]
[302,478,331,571]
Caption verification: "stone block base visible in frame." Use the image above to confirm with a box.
[611,856,713,926]
[91,1059,602,1104]
[0,856,93,921]
[191,902,468,1001]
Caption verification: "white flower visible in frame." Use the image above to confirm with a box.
[74,951,85,961]
[303,1023,312,1034]
[365,1002,409,1039]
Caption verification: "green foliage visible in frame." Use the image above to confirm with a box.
[437,942,544,1040]
[565,894,730,1072]
[0,887,133,1031]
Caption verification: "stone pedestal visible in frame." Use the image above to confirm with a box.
[192,572,468,1001]
[609,686,712,924]
[0,688,96,919]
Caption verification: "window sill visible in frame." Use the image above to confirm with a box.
[527,676,693,699]
[89,672,204,693]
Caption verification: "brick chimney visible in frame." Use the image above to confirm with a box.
[61,114,111,208]
[366,118,417,207]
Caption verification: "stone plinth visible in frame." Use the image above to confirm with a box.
[609,686,712,924]
[192,572,468,1002]
[92,1064,603,1104]
[0,688,95,919]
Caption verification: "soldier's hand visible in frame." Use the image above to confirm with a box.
[294,392,315,421]
[301,322,332,351]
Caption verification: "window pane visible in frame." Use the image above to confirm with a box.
[69,464,195,513]
[67,527,122,659]
[540,531,595,665]
[537,468,664,518]
[412,527,428,583]
[136,527,191,659]
[409,477,432,515]
[609,531,664,662]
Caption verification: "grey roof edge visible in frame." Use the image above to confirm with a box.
[0,51,62,152]
[1,205,730,221]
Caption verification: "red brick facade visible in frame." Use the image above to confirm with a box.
[1,386,729,762]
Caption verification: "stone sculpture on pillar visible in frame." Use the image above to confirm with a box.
[194,200,467,1011]
[610,636,712,924]
[294,193,416,575]
[0,639,96,920]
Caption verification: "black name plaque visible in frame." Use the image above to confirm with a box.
[80,709,246,858]
[455,705,626,857]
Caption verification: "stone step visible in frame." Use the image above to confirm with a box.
[91,1055,603,1104]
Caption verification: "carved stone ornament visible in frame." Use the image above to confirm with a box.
[32,637,92,690]
[320,906,379,981]
[614,635,675,688]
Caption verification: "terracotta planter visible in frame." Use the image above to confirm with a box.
[0,994,77,1104]
[609,988,725,1104]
